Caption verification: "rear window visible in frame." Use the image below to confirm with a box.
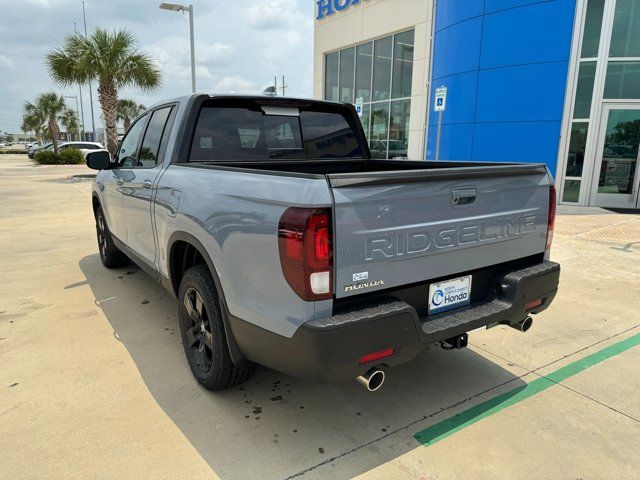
[189,101,363,161]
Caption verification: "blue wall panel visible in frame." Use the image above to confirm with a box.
[426,123,475,160]
[427,0,577,176]
[472,122,561,176]
[480,0,575,68]
[475,62,569,122]
[435,0,484,31]
[484,0,551,14]
[432,18,483,78]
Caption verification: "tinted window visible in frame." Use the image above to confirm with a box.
[190,103,363,162]
[139,107,172,167]
[115,115,148,167]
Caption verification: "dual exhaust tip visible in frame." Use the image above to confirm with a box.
[356,367,386,392]
[355,317,533,392]
[510,316,533,333]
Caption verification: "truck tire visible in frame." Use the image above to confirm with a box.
[95,206,129,268]
[178,265,255,391]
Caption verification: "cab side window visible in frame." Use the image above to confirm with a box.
[115,115,148,168]
[138,107,172,167]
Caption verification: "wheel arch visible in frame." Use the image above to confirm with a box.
[167,231,247,366]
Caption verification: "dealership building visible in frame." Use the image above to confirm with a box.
[313,0,640,209]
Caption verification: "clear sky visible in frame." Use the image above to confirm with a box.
[0,0,314,134]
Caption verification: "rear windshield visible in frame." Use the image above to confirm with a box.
[189,101,364,161]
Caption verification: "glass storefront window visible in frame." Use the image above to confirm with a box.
[389,99,411,159]
[562,180,581,203]
[339,47,355,103]
[573,62,596,119]
[609,0,640,57]
[604,61,640,98]
[324,30,414,158]
[597,109,640,194]
[566,122,589,177]
[392,30,415,99]
[370,103,389,158]
[325,52,339,102]
[581,0,605,58]
[372,36,393,102]
[355,42,373,103]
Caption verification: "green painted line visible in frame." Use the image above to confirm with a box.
[414,332,640,446]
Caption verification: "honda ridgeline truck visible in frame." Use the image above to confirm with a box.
[86,94,560,392]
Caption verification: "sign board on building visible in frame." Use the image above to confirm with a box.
[355,97,363,116]
[434,86,447,112]
[316,0,367,20]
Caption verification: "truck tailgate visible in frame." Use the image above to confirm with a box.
[329,164,551,298]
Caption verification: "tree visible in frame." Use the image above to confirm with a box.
[117,99,146,130]
[22,93,73,153]
[22,102,45,144]
[60,109,80,141]
[46,29,161,155]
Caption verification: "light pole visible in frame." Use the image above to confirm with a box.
[64,95,82,141]
[159,3,196,93]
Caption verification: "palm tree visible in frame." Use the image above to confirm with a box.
[117,99,146,130]
[60,109,80,141]
[46,29,161,155]
[21,103,45,144]
[23,93,73,153]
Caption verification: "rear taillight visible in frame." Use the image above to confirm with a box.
[546,185,556,251]
[278,207,333,301]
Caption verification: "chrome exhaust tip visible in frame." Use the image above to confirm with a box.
[356,368,386,392]
[510,316,533,333]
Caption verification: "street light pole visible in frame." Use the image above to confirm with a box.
[159,3,196,93]
[82,1,96,140]
[188,5,196,93]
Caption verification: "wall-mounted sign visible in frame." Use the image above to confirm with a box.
[316,0,367,20]
[434,86,447,112]
[355,97,363,116]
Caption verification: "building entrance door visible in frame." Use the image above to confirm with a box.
[589,104,640,208]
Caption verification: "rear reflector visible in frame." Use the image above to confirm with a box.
[546,185,556,251]
[359,348,394,365]
[525,298,543,310]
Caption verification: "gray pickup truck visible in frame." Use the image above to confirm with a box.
[86,94,560,392]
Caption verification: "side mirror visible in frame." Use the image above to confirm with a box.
[86,150,111,170]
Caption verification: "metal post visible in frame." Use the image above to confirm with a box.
[83,1,96,140]
[188,5,196,93]
[74,22,86,141]
[282,75,285,96]
[435,110,443,161]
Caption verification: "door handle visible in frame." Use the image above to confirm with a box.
[452,188,477,206]
[143,180,153,189]
[116,179,124,186]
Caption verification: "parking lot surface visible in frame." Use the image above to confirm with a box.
[1,154,639,479]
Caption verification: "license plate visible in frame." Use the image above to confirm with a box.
[428,275,472,314]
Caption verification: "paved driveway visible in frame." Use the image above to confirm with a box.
[1,154,639,479]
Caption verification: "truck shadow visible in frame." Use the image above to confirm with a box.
[79,254,526,480]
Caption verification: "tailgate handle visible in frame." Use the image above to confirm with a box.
[452,188,477,206]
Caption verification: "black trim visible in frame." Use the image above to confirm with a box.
[173,94,212,164]
[229,261,560,383]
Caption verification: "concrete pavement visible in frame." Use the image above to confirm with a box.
[1,154,639,479]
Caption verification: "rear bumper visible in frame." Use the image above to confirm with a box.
[230,261,560,383]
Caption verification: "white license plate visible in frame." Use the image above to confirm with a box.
[428,275,472,314]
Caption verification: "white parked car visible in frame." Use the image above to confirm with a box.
[46,141,105,158]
